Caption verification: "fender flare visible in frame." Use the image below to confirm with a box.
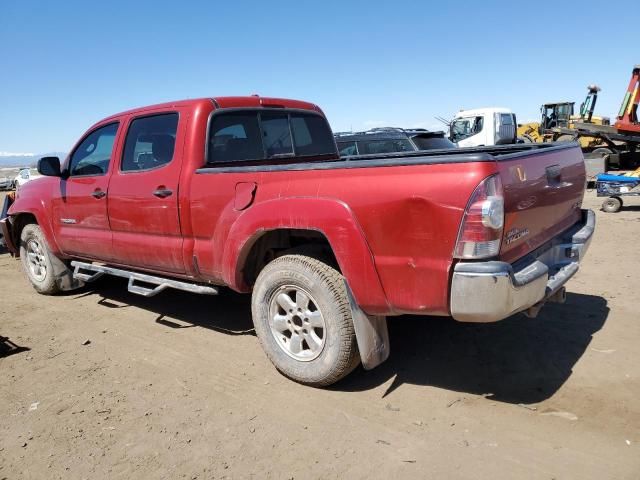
[221,197,391,315]
[8,200,62,257]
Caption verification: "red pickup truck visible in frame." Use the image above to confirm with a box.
[1,96,595,386]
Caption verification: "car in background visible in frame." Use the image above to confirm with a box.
[334,127,456,157]
[14,168,41,190]
[0,176,13,191]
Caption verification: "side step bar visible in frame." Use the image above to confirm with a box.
[70,261,218,298]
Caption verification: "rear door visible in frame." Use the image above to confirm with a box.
[51,121,121,260]
[107,110,186,274]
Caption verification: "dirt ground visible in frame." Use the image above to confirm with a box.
[1,190,639,479]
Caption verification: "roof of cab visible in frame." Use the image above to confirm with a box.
[454,107,513,117]
[96,96,323,125]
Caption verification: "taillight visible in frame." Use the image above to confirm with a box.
[453,174,504,259]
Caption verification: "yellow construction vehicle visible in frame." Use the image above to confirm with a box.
[517,85,609,148]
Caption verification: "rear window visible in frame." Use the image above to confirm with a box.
[291,113,336,156]
[261,112,293,157]
[209,112,264,163]
[411,135,457,150]
[207,110,336,164]
[357,138,415,155]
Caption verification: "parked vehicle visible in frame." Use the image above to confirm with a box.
[14,168,41,190]
[1,96,594,386]
[0,192,15,248]
[596,169,640,212]
[0,176,13,191]
[449,108,517,147]
[334,128,456,156]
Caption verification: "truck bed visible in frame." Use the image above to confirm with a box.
[196,142,574,174]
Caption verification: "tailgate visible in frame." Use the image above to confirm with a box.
[496,144,586,264]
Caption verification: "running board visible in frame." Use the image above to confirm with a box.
[70,261,218,297]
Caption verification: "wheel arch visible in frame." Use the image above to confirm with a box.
[221,198,391,315]
[8,208,61,258]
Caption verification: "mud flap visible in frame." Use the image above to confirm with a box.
[51,255,84,291]
[345,284,390,370]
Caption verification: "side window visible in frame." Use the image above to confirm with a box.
[500,113,514,126]
[261,112,293,157]
[337,141,358,156]
[472,116,484,134]
[208,112,263,163]
[122,113,179,172]
[69,123,119,176]
[451,118,471,142]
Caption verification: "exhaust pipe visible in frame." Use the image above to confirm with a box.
[523,287,567,318]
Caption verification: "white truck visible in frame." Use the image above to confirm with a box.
[449,107,517,147]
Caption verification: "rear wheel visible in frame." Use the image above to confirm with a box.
[601,197,622,213]
[251,254,360,386]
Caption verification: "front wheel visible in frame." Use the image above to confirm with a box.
[19,224,74,294]
[251,255,360,386]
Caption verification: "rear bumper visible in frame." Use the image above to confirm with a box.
[450,209,595,322]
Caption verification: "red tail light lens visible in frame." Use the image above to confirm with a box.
[454,174,504,259]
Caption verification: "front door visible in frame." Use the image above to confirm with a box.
[51,122,120,261]
[107,111,185,274]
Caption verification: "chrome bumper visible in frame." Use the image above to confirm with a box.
[450,209,595,322]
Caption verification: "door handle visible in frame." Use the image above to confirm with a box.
[153,188,173,198]
[91,189,106,199]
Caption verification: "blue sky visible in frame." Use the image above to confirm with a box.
[1,0,638,153]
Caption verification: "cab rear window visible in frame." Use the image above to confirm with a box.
[207,110,336,164]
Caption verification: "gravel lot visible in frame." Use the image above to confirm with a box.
[1,190,639,479]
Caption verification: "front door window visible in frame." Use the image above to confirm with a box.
[68,123,118,176]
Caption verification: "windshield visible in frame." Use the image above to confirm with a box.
[451,116,483,142]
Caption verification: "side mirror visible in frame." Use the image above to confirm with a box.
[37,156,61,177]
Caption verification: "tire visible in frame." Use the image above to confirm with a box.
[601,197,622,213]
[19,224,75,294]
[251,254,360,386]
[591,147,613,159]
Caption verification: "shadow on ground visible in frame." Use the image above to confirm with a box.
[76,276,255,336]
[335,292,609,404]
[76,279,608,404]
[0,336,30,358]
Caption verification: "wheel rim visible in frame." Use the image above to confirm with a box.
[268,285,326,361]
[26,239,47,282]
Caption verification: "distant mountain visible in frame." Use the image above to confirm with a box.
[0,152,67,168]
